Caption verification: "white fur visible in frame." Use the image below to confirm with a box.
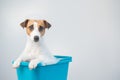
[13,22,59,69]
[29,22,41,41]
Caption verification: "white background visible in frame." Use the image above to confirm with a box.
[0,0,120,80]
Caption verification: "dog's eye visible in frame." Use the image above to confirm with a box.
[29,25,34,31]
[39,26,44,32]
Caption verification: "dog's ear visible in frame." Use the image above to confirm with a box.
[20,19,29,28]
[43,20,51,29]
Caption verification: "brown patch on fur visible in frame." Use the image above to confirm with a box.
[43,20,51,29]
[25,19,48,36]
[20,19,29,28]
[26,20,34,35]
[37,20,46,36]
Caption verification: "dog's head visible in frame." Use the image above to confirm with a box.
[20,19,51,42]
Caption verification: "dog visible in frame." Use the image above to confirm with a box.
[13,19,59,69]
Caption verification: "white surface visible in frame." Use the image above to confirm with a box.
[0,0,120,80]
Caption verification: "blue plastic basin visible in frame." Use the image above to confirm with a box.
[13,56,72,80]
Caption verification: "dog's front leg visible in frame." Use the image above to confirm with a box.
[13,51,29,68]
[29,58,41,70]
[12,56,22,68]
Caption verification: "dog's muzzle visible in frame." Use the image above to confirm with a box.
[34,36,39,42]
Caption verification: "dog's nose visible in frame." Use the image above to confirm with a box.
[34,36,39,42]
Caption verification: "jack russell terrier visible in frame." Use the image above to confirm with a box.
[13,19,59,69]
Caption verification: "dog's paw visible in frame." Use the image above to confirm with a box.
[13,61,20,68]
[29,62,38,70]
